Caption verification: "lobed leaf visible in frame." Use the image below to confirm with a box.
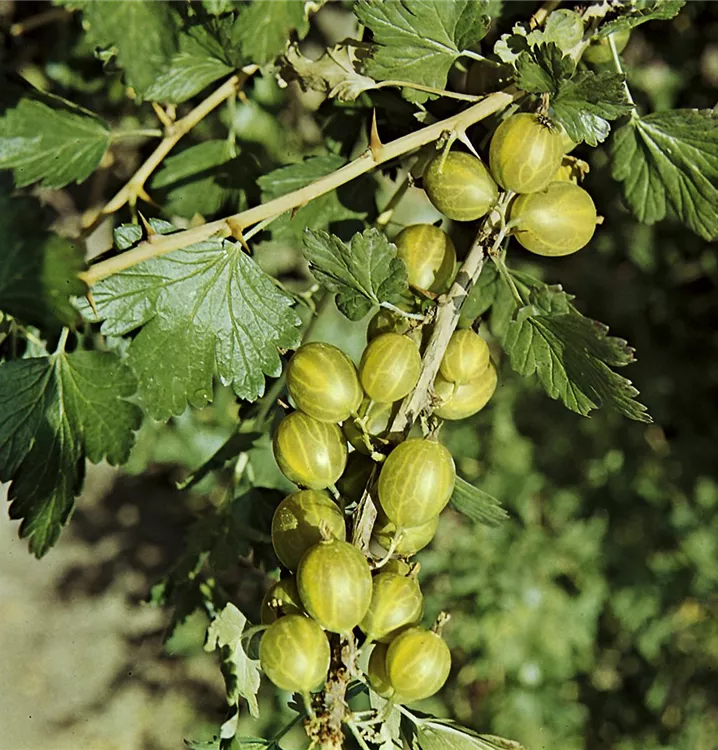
[302,227,408,321]
[355,0,491,102]
[151,140,256,218]
[500,274,651,422]
[0,181,86,330]
[233,0,309,66]
[79,238,301,420]
[0,351,142,557]
[401,709,527,750]
[146,53,233,104]
[81,0,180,98]
[596,0,685,36]
[611,109,718,241]
[205,603,261,720]
[0,94,111,189]
[551,70,632,146]
[450,476,508,527]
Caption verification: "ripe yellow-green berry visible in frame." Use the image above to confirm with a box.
[510,181,598,256]
[367,308,417,341]
[584,29,631,65]
[378,439,455,528]
[433,362,498,421]
[385,627,451,702]
[372,509,439,557]
[439,329,491,385]
[273,411,347,489]
[286,342,363,423]
[360,333,421,404]
[261,577,304,624]
[489,113,564,194]
[423,151,499,221]
[552,155,586,184]
[271,490,346,571]
[297,538,373,633]
[394,224,456,294]
[360,571,423,643]
[367,643,394,698]
[259,614,330,693]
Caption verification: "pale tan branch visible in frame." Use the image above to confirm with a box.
[99,68,258,217]
[390,202,505,434]
[81,86,521,286]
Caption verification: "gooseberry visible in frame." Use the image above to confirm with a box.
[510,181,598,256]
[584,29,631,65]
[271,490,346,571]
[360,571,423,643]
[259,614,330,693]
[372,510,439,557]
[273,411,348,489]
[378,439,455,528]
[297,538,373,633]
[367,308,421,344]
[260,577,304,624]
[433,362,498,421]
[423,151,499,222]
[489,113,564,194]
[385,627,451,702]
[366,643,394,698]
[439,329,491,385]
[286,342,362,423]
[360,333,421,404]
[380,558,412,576]
[394,224,456,294]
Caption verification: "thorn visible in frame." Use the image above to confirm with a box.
[237,90,249,105]
[370,109,383,162]
[456,128,480,160]
[85,291,99,318]
[227,217,251,252]
[138,211,156,236]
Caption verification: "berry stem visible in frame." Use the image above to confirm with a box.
[608,33,638,116]
[379,302,424,321]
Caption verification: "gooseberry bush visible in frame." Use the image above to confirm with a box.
[0,1,716,749]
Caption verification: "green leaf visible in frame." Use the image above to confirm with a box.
[458,262,500,324]
[151,140,255,219]
[409,716,528,750]
[283,44,378,102]
[205,603,261,719]
[79,238,301,420]
[514,42,573,95]
[450,476,508,527]
[611,109,718,241]
[302,227,408,321]
[258,155,376,244]
[0,182,86,330]
[421,724,521,750]
[355,0,491,102]
[501,274,651,422]
[233,0,309,66]
[495,10,584,64]
[0,94,110,188]
[0,350,142,557]
[550,70,632,146]
[81,0,180,97]
[145,53,233,104]
[598,0,685,36]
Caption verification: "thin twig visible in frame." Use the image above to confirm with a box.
[608,33,637,114]
[98,68,258,217]
[81,87,521,285]
[10,7,69,36]
[389,197,509,434]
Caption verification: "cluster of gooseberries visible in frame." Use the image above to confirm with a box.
[423,110,600,257]
[262,299,497,703]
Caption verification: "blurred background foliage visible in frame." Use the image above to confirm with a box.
[1,1,717,749]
